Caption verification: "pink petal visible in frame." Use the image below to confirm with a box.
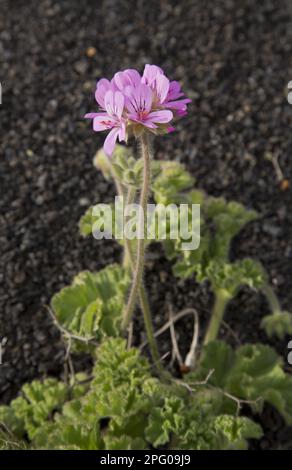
[176,109,188,118]
[147,110,173,123]
[154,74,170,103]
[95,79,113,108]
[103,127,119,156]
[104,90,125,118]
[141,84,153,113]
[93,114,115,131]
[125,84,153,115]
[167,81,184,101]
[127,69,142,87]
[84,112,100,119]
[127,113,157,128]
[142,121,157,129]
[114,91,125,119]
[142,64,164,85]
[166,98,192,110]
[104,90,115,116]
[114,69,141,90]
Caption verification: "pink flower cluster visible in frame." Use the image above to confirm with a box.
[85,65,191,156]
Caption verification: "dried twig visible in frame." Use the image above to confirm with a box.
[0,422,26,450]
[184,309,199,369]
[176,371,262,416]
[127,321,134,350]
[265,151,284,182]
[222,320,241,346]
[140,310,190,349]
[149,351,171,370]
[140,307,199,371]
[46,306,97,344]
[175,369,215,392]
[45,305,97,384]
[169,305,184,367]
[209,387,262,416]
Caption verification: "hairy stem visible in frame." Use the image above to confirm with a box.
[122,186,136,269]
[110,147,161,366]
[203,289,231,345]
[122,134,151,330]
[123,231,161,364]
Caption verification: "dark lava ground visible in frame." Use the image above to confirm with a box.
[1,0,292,449]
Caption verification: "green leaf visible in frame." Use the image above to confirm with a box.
[261,311,292,339]
[153,161,195,205]
[103,435,146,450]
[93,145,131,181]
[79,203,116,239]
[0,406,25,439]
[0,338,267,450]
[145,398,184,447]
[0,427,27,450]
[214,415,262,449]
[204,198,258,260]
[51,265,130,347]
[6,379,69,441]
[79,206,97,237]
[193,341,292,425]
[194,341,235,388]
[201,259,265,296]
[225,344,292,422]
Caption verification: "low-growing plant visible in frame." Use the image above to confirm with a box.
[1,65,292,450]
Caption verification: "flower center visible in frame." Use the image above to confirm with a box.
[138,110,148,120]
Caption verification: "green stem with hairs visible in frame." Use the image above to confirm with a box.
[109,147,161,366]
[122,134,151,330]
[203,289,231,345]
[123,225,161,365]
[122,186,136,268]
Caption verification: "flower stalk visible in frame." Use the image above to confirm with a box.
[262,283,281,314]
[109,149,161,365]
[123,231,161,365]
[122,134,151,329]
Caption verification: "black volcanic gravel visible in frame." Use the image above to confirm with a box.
[0,0,292,449]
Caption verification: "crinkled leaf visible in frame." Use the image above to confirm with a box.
[145,398,184,447]
[153,161,195,205]
[192,341,292,425]
[193,340,235,388]
[0,338,267,450]
[51,265,129,348]
[214,415,262,449]
[261,311,292,340]
[204,197,258,261]
[199,259,265,296]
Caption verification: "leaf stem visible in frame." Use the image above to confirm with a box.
[262,283,281,314]
[203,289,231,345]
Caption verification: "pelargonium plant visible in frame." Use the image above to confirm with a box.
[1,65,292,451]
